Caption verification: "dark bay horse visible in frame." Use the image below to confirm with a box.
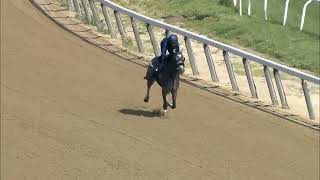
[144,50,185,113]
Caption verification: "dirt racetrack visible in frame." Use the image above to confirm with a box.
[1,0,319,179]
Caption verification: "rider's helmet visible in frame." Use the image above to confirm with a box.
[167,35,179,55]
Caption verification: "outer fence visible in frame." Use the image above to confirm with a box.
[69,0,319,120]
[300,0,320,31]
[234,0,320,31]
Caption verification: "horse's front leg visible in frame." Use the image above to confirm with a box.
[162,89,168,112]
[169,78,179,109]
[144,79,154,102]
[171,90,177,109]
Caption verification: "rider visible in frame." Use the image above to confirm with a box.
[158,34,180,72]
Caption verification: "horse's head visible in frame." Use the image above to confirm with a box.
[171,49,185,74]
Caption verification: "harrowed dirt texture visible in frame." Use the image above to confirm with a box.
[1,0,319,180]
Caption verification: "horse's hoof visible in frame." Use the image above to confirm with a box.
[144,97,149,102]
[160,109,168,118]
[167,103,176,109]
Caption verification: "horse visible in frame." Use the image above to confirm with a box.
[144,50,185,114]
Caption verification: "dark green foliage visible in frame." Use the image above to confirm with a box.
[218,0,233,7]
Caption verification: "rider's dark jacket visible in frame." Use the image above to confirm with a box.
[159,34,180,71]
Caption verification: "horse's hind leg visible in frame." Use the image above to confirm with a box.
[144,79,154,102]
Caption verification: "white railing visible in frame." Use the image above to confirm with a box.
[69,0,319,120]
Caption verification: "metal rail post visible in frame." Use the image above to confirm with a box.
[247,0,251,16]
[203,44,219,82]
[239,0,243,16]
[73,0,82,15]
[101,3,116,38]
[263,66,278,105]
[67,0,75,11]
[130,17,144,53]
[146,24,160,56]
[80,0,91,24]
[114,10,128,44]
[61,0,66,5]
[302,79,315,120]
[184,37,199,76]
[273,69,289,109]
[283,0,290,26]
[88,0,103,32]
[165,29,171,37]
[264,0,268,20]
[233,0,237,6]
[223,51,239,91]
[243,58,258,98]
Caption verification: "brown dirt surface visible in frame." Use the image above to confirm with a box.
[1,0,319,179]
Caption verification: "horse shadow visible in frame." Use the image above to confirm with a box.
[118,108,161,118]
